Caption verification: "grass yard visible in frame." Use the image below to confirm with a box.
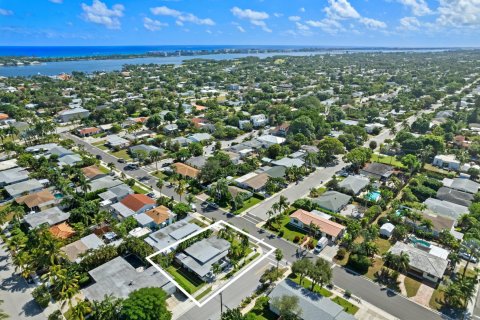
[233,196,262,214]
[429,285,446,311]
[99,165,110,174]
[166,266,205,294]
[195,286,212,300]
[404,276,422,297]
[150,170,166,180]
[331,296,359,315]
[371,154,405,169]
[289,274,333,297]
[131,184,149,194]
[271,215,313,245]
[191,219,209,228]
[111,149,131,160]
[92,141,108,150]
[423,163,453,176]
[374,238,393,255]
[366,257,384,281]
[246,305,278,320]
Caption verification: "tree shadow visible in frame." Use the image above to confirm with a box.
[0,274,29,293]
[21,299,43,317]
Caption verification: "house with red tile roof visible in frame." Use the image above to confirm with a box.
[77,127,101,137]
[111,194,156,220]
[289,209,346,242]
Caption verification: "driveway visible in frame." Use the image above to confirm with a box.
[0,243,46,319]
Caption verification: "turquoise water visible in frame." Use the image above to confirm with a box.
[366,191,381,202]
[410,236,430,247]
[54,193,63,199]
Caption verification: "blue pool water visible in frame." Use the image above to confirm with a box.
[54,193,64,199]
[366,191,381,202]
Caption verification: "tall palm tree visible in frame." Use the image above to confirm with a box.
[150,150,161,171]
[277,195,290,213]
[174,179,187,201]
[156,179,164,191]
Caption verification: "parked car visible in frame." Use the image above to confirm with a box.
[117,158,126,163]
[459,251,478,263]
[190,203,197,212]
[313,237,329,254]
[95,154,102,160]
[147,192,156,199]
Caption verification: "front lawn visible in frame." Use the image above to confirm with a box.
[404,276,421,297]
[374,238,393,255]
[92,141,108,150]
[289,274,333,297]
[195,286,212,300]
[151,170,166,180]
[233,196,263,214]
[269,215,316,246]
[166,266,205,294]
[332,296,359,315]
[371,154,405,169]
[429,285,446,311]
[366,257,384,281]
[99,165,111,174]
[131,184,149,194]
[111,149,131,160]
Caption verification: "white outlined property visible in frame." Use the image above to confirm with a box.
[146,220,276,307]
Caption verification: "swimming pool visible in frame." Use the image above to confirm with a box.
[54,193,64,199]
[410,236,430,248]
[366,191,381,202]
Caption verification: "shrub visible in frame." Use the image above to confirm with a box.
[48,310,63,320]
[347,254,372,274]
[293,235,300,243]
[253,296,269,312]
[336,247,347,260]
[378,216,389,226]
[278,230,284,237]
[32,285,51,308]
[344,290,352,298]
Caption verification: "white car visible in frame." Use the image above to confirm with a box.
[314,237,329,253]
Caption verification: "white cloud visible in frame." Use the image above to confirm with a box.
[398,16,421,30]
[273,12,283,18]
[143,17,167,31]
[231,7,271,32]
[295,22,310,31]
[397,0,431,16]
[237,26,246,32]
[0,8,13,16]
[81,0,124,29]
[437,0,480,28]
[306,18,344,34]
[150,6,215,26]
[360,17,387,29]
[324,0,360,20]
[299,7,306,13]
[289,16,301,21]
[49,0,63,3]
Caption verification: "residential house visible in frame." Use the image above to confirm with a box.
[58,154,82,167]
[360,163,394,181]
[365,123,385,134]
[98,184,134,207]
[0,167,29,187]
[48,146,76,158]
[379,223,395,238]
[250,114,268,127]
[25,143,58,154]
[433,155,460,171]
[24,206,70,229]
[442,177,480,194]
[338,175,370,195]
[175,237,231,281]
[187,133,213,143]
[61,234,104,262]
[50,222,75,239]
[77,127,101,137]
[313,191,352,213]
[111,194,156,220]
[0,159,18,172]
[81,165,106,181]
[424,198,468,222]
[235,172,269,192]
[289,209,346,242]
[16,189,56,212]
[5,179,44,198]
[256,135,286,148]
[171,137,192,147]
[172,162,200,179]
[145,219,201,251]
[272,123,290,137]
[163,123,178,134]
[388,242,449,283]
[406,210,456,238]
[129,144,162,156]
[105,135,130,149]
[135,205,177,230]
[268,280,355,320]
[186,156,208,169]
[271,157,305,168]
[88,176,123,193]
[238,120,251,130]
[82,256,176,301]
[228,185,253,200]
[57,107,90,122]
[264,166,287,179]
[436,187,473,207]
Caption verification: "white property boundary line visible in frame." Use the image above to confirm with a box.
[146,220,276,307]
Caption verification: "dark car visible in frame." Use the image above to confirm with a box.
[147,192,156,199]
[117,158,126,163]
[95,154,102,160]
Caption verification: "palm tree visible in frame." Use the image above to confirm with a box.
[240,234,249,255]
[461,238,480,278]
[277,195,290,213]
[275,249,283,276]
[174,179,187,201]
[150,150,161,171]
[156,179,164,191]
[12,250,33,279]
[107,162,115,172]
[397,251,410,273]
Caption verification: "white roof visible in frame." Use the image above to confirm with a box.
[380,223,395,232]
[257,134,286,145]
[0,159,17,171]
[235,172,258,184]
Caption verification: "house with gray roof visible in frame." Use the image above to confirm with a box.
[175,237,231,281]
[424,198,468,221]
[98,184,133,206]
[61,234,104,262]
[0,167,29,186]
[264,166,287,178]
[171,137,192,146]
[442,177,480,194]
[5,179,44,198]
[82,256,175,301]
[48,146,74,158]
[389,242,449,283]
[58,154,82,167]
[25,143,58,154]
[163,123,178,134]
[271,157,305,168]
[436,187,473,207]
[145,218,201,252]
[129,144,163,155]
[360,163,393,181]
[57,107,90,123]
[338,175,370,195]
[313,191,352,213]
[24,207,70,229]
[187,133,212,143]
[186,155,208,169]
[269,280,356,320]
[105,135,129,149]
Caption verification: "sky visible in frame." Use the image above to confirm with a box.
[0,0,479,47]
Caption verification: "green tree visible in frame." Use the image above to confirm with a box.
[270,295,302,320]
[291,258,312,285]
[343,147,372,171]
[221,308,245,320]
[120,287,171,320]
[308,258,332,291]
[275,248,283,276]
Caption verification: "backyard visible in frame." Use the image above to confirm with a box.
[371,154,405,169]
[166,265,205,294]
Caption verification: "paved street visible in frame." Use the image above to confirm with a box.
[0,243,47,319]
